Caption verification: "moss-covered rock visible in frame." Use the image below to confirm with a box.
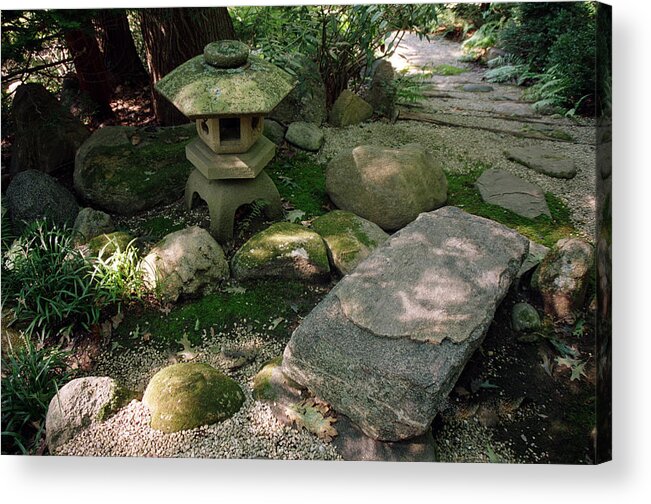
[511,302,542,332]
[72,207,115,244]
[311,210,389,275]
[73,124,196,215]
[329,90,373,127]
[231,222,330,282]
[142,363,245,433]
[252,356,284,401]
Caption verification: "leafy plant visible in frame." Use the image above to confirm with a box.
[394,69,431,105]
[3,221,106,339]
[91,237,145,303]
[1,337,74,454]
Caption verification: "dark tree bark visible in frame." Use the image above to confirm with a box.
[95,9,149,87]
[139,7,235,126]
[64,27,114,119]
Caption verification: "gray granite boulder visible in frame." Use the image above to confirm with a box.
[536,238,594,322]
[231,222,330,282]
[285,122,324,152]
[74,124,196,215]
[505,146,577,179]
[476,169,550,219]
[46,377,131,454]
[140,226,229,302]
[329,90,373,127]
[326,143,448,231]
[311,210,389,275]
[5,169,79,231]
[72,207,114,243]
[10,83,90,175]
[282,207,528,441]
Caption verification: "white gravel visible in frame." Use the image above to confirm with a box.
[56,322,341,460]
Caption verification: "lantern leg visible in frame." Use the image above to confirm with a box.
[184,168,283,243]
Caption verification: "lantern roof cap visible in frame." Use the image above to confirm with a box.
[155,40,296,119]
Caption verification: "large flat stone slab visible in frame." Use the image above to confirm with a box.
[282,207,528,441]
[505,146,577,179]
[475,169,551,219]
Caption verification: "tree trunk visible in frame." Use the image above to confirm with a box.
[139,7,235,126]
[63,18,114,120]
[95,9,149,87]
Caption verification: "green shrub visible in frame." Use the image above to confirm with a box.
[1,337,73,454]
[3,221,104,338]
[232,4,439,106]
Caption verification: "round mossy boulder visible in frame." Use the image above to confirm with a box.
[142,362,245,433]
[511,302,542,333]
[311,210,389,275]
[231,222,330,282]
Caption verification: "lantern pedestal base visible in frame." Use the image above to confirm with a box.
[185,168,283,243]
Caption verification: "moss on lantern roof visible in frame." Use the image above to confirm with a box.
[155,53,296,119]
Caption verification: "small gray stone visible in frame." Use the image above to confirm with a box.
[46,377,126,454]
[140,226,230,302]
[517,240,550,279]
[263,119,286,145]
[476,169,551,219]
[285,122,324,152]
[505,146,577,179]
[72,207,114,243]
[463,84,494,92]
[5,169,79,231]
[282,207,528,441]
[329,90,373,127]
[511,303,542,332]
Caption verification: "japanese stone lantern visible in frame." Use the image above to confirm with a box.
[155,40,296,242]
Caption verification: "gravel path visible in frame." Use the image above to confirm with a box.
[320,33,597,239]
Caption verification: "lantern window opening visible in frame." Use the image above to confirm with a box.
[219,117,241,143]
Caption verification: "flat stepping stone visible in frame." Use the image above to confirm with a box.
[505,146,577,179]
[282,206,528,441]
[462,84,494,92]
[475,169,551,219]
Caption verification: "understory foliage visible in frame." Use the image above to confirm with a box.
[452,2,597,115]
[1,337,74,454]
[2,221,143,340]
[231,4,439,106]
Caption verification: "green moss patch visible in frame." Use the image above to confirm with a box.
[267,152,329,218]
[428,64,466,76]
[446,164,576,248]
[252,356,283,401]
[114,278,327,348]
[140,215,185,242]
